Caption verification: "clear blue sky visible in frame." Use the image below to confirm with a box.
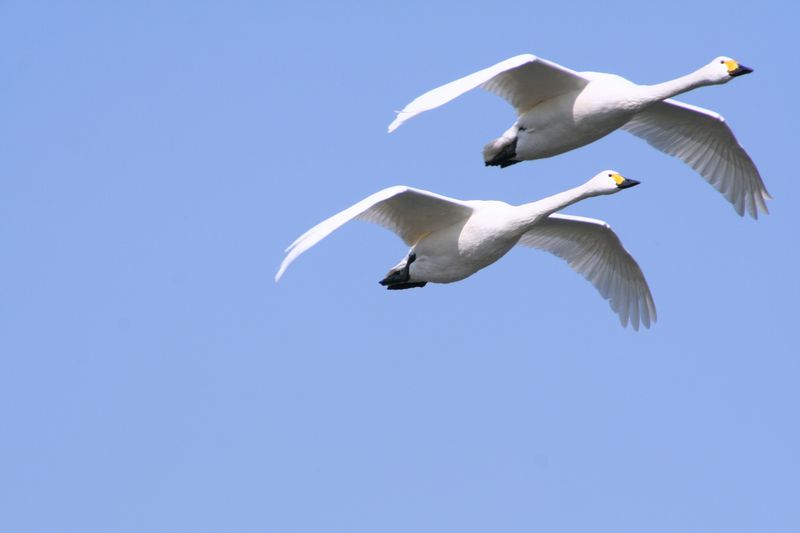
[1,1,798,532]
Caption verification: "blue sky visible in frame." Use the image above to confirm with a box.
[1,1,798,532]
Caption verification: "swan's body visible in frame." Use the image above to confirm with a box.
[276,171,656,329]
[389,54,770,218]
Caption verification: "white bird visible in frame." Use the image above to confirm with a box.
[276,170,656,329]
[388,54,770,218]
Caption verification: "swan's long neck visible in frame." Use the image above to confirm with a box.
[640,67,716,103]
[514,182,597,229]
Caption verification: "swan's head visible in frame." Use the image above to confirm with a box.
[708,56,753,83]
[588,170,640,196]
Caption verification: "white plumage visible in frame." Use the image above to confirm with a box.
[276,171,656,330]
[389,54,770,218]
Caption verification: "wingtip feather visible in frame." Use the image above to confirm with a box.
[388,114,402,133]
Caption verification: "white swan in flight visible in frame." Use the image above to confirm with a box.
[276,171,656,330]
[388,54,770,218]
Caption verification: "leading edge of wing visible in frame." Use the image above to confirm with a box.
[388,54,537,132]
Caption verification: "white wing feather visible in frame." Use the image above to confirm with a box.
[622,99,770,218]
[518,214,656,330]
[388,54,589,132]
[275,186,474,282]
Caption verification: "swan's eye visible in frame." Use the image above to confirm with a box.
[608,173,612,177]
[720,60,725,64]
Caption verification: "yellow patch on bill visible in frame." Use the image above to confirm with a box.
[612,173,625,186]
[724,59,739,72]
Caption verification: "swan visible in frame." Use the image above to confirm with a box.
[276,170,656,329]
[388,54,770,218]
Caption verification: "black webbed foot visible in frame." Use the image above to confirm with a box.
[485,137,520,168]
[379,252,424,288]
[386,281,428,290]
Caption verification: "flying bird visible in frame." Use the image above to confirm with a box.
[388,54,770,218]
[276,171,656,330]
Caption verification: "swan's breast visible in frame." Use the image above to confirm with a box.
[411,204,519,283]
[574,72,643,118]
[515,74,641,159]
[456,205,520,259]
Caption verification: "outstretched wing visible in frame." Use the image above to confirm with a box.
[518,214,656,330]
[622,99,770,218]
[388,54,589,132]
[275,186,474,281]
